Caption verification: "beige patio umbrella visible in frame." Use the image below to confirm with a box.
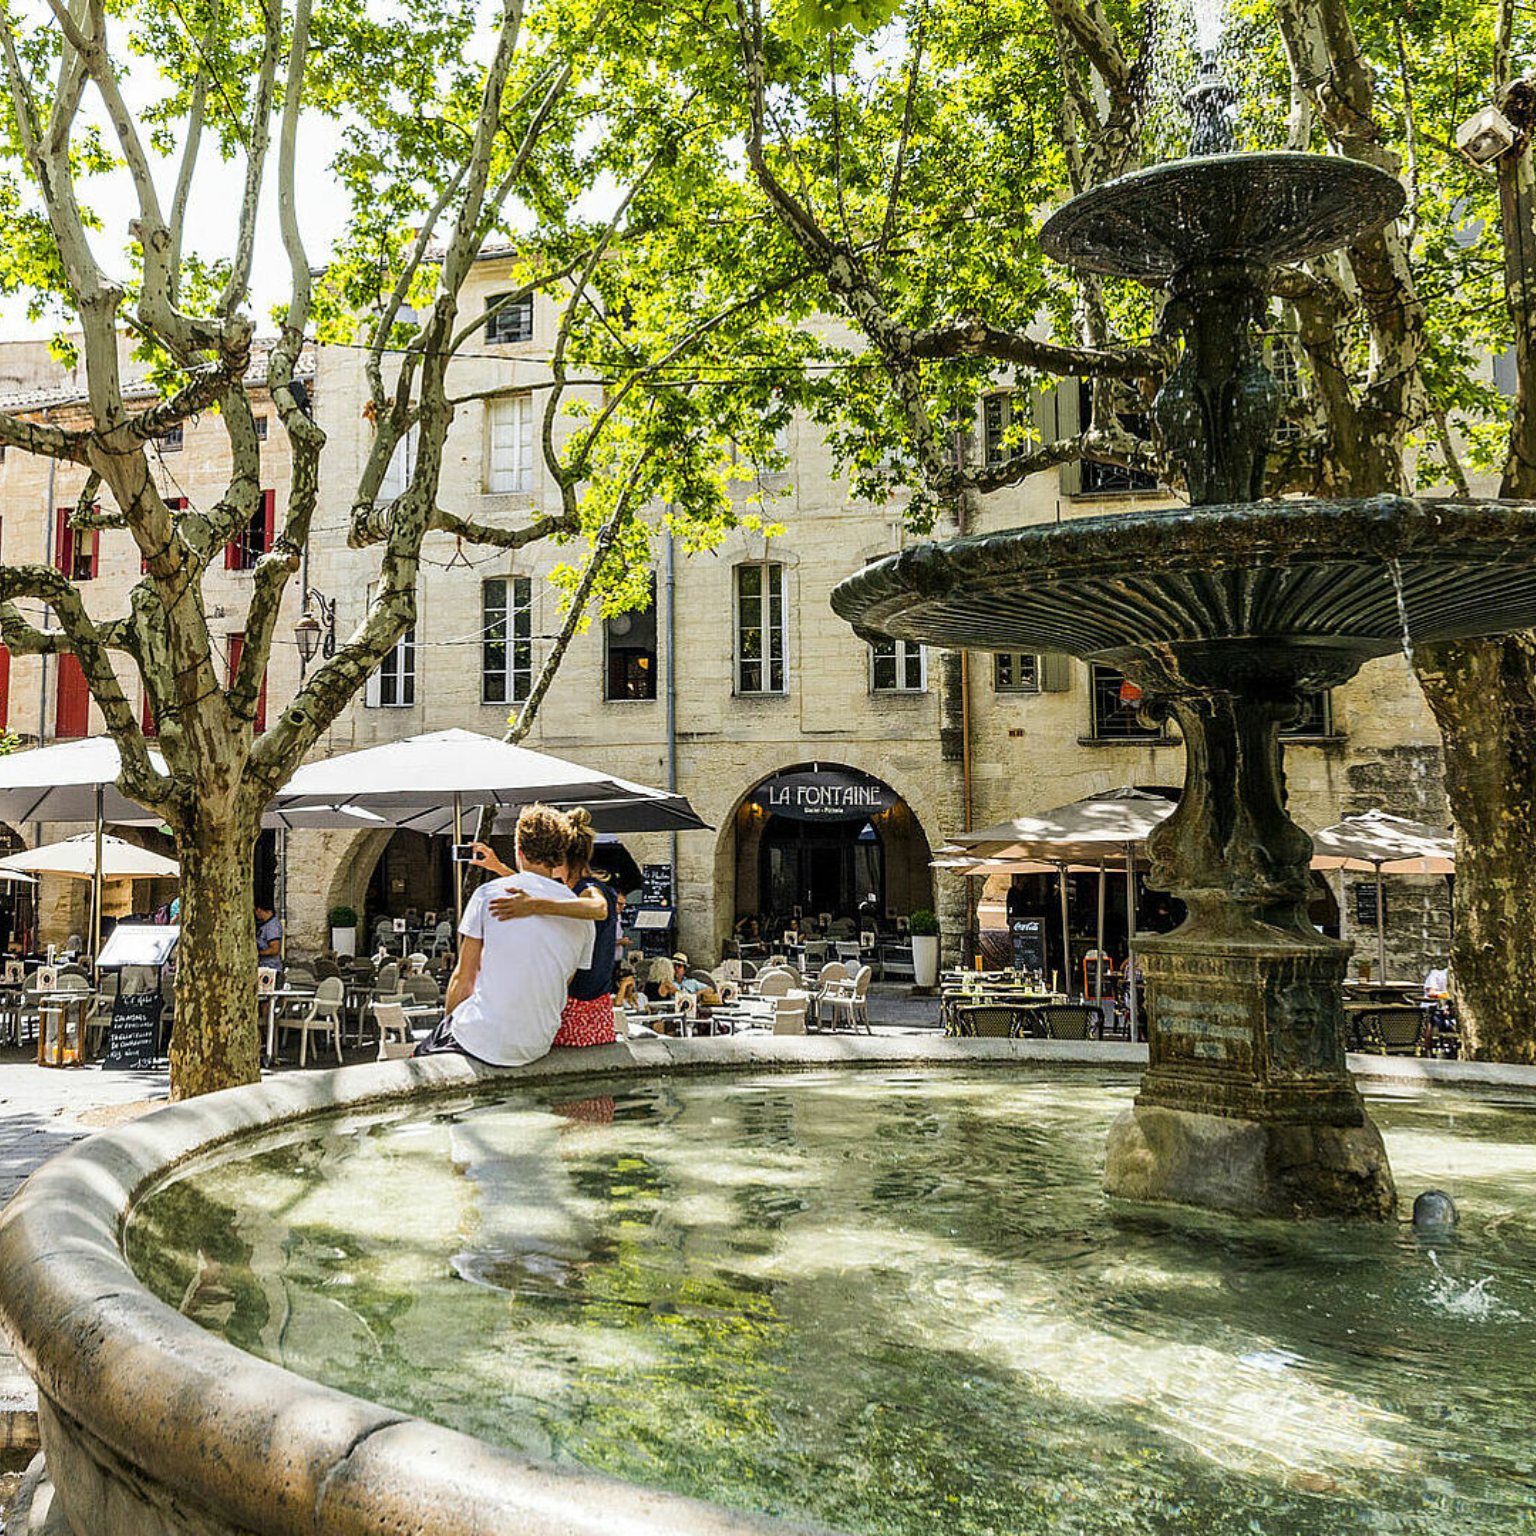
[1309,809,1455,981]
[949,788,1177,1025]
[0,834,178,961]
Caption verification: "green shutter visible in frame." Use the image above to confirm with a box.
[1052,381,1083,496]
[1039,652,1072,692]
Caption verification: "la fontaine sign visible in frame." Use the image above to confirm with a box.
[750,768,897,823]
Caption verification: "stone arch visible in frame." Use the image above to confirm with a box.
[708,758,941,956]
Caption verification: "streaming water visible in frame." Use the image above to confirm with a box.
[129,1070,1536,1535]
[1387,556,1417,668]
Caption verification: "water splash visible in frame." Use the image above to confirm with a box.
[1386,557,1416,669]
[1190,0,1226,56]
[1426,1253,1502,1320]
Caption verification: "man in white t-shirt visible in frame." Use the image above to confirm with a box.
[415,805,594,1067]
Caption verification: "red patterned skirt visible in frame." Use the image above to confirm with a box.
[552,993,616,1048]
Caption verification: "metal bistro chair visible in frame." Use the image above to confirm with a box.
[1034,1002,1104,1041]
[1354,1006,1431,1057]
[953,1003,1034,1039]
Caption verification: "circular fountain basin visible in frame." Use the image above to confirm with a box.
[1038,151,1405,278]
[4,1042,1536,1535]
[831,496,1536,666]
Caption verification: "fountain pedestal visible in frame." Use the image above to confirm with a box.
[1101,643,1395,1217]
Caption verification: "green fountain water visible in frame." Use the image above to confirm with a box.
[129,1068,1536,1535]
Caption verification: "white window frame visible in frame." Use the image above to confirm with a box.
[734,561,787,696]
[481,575,533,704]
[365,627,416,708]
[486,394,533,494]
[870,638,926,693]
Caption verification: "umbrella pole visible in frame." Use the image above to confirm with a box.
[278,829,288,965]
[1125,842,1139,1041]
[1375,860,1387,981]
[453,792,464,944]
[1095,859,1106,1010]
[1057,863,1071,994]
[92,784,104,982]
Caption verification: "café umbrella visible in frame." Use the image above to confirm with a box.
[1309,809,1455,981]
[272,729,706,926]
[947,788,1178,1028]
[0,738,169,967]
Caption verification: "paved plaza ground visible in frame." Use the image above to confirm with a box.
[0,981,942,1485]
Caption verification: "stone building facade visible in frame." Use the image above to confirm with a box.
[0,274,1455,980]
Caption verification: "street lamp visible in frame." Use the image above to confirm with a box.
[294,588,336,674]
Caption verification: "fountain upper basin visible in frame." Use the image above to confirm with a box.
[831,496,1536,670]
[1038,152,1405,279]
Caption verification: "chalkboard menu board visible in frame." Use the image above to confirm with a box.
[1011,919,1046,974]
[102,993,164,1071]
[642,863,673,905]
[1354,882,1384,927]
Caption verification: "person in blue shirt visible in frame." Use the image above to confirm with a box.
[255,902,282,961]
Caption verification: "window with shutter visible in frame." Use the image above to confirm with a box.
[225,490,275,571]
[993,652,1039,692]
[486,396,533,493]
[55,508,98,580]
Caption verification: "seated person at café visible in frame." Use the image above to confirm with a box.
[255,901,282,962]
[643,955,678,1002]
[1424,964,1450,997]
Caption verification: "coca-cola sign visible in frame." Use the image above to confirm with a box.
[750,768,897,823]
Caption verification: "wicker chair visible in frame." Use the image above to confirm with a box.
[954,1003,1030,1039]
[1033,1003,1103,1041]
[1354,1006,1430,1056]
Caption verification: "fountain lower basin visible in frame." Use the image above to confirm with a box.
[5,1045,1536,1535]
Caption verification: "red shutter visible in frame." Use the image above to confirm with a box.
[227,634,267,734]
[87,528,99,579]
[55,653,89,738]
[0,644,10,731]
[54,507,73,576]
[262,489,275,552]
[141,690,157,738]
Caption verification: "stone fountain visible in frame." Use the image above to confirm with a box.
[832,57,1536,1218]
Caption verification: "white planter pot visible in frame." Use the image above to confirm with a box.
[911,934,940,988]
[331,926,357,957]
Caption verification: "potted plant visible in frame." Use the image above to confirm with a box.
[908,909,940,989]
[329,904,359,958]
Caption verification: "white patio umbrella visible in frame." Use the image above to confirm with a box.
[273,728,706,927]
[1310,809,1455,981]
[0,833,177,955]
[0,833,179,881]
[0,737,169,968]
[949,788,1177,1029]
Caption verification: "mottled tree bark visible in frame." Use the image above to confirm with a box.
[168,809,263,1098]
[1415,636,1536,1062]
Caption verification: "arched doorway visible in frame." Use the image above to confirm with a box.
[732,764,932,934]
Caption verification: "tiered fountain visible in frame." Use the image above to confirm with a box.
[833,57,1536,1218]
